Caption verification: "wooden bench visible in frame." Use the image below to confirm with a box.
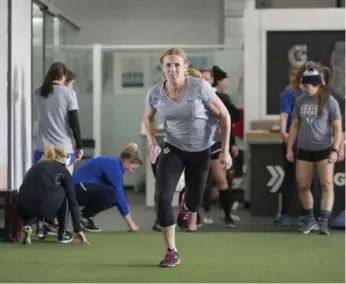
[0,190,21,242]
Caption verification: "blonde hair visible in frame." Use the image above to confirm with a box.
[160,48,188,64]
[119,143,142,165]
[187,68,202,78]
[199,68,212,74]
[40,146,69,164]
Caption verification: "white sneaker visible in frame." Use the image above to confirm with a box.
[203,216,214,224]
[232,202,239,211]
[231,214,240,221]
[22,226,32,245]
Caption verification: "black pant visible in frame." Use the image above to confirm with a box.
[280,143,297,215]
[156,143,210,227]
[75,183,117,218]
[160,159,214,214]
[17,191,68,235]
[202,169,214,212]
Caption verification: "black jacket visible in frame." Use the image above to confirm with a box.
[17,160,82,233]
[216,91,241,146]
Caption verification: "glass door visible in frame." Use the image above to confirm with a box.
[32,2,44,90]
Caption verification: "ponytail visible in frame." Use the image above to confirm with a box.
[38,62,68,98]
[322,66,332,86]
[187,68,202,78]
[317,84,331,117]
[40,146,69,164]
[120,143,142,165]
[39,74,54,98]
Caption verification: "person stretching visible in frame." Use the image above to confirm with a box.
[72,143,142,232]
[16,146,88,245]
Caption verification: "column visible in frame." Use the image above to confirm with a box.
[8,0,33,190]
[0,0,8,190]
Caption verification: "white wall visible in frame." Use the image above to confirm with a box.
[0,0,8,189]
[53,0,224,45]
[243,8,345,133]
[9,0,32,189]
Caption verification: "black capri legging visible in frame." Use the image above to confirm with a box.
[156,143,210,227]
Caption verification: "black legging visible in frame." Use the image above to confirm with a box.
[17,192,69,235]
[153,148,207,226]
[155,144,210,227]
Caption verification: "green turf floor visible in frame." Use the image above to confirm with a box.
[0,232,344,283]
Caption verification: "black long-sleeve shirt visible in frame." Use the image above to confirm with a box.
[216,91,241,146]
[17,160,82,233]
[68,110,83,149]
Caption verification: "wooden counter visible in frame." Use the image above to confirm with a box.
[246,132,282,143]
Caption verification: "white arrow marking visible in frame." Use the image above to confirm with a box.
[266,166,278,187]
[270,166,285,193]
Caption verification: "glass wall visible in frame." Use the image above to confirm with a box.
[32,3,44,91]
[59,18,79,45]
[32,1,80,89]
[44,12,55,72]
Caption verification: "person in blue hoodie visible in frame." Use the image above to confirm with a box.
[276,65,304,224]
[72,143,142,232]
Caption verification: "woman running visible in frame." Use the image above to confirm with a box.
[143,48,232,267]
[16,147,88,245]
[286,66,342,235]
[72,143,141,232]
[152,68,205,232]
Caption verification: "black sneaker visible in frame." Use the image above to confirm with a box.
[318,219,331,235]
[299,217,318,234]
[58,231,74,244]
[22,226,32,245]
[80,216,101,232]
[176,197,190,229]
[225,217,236,228]
[43,222,58,236]
[274,212,281,224]
[159,249,181,268]
[176,208,190,229]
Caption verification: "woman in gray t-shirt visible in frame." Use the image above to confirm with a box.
[33,63,83,175]
[143,48,232,268]
[287,66,342,236]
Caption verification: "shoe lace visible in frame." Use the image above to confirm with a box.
[165,250,176,260]
[319,218,329,227]
[182,210,190,221]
